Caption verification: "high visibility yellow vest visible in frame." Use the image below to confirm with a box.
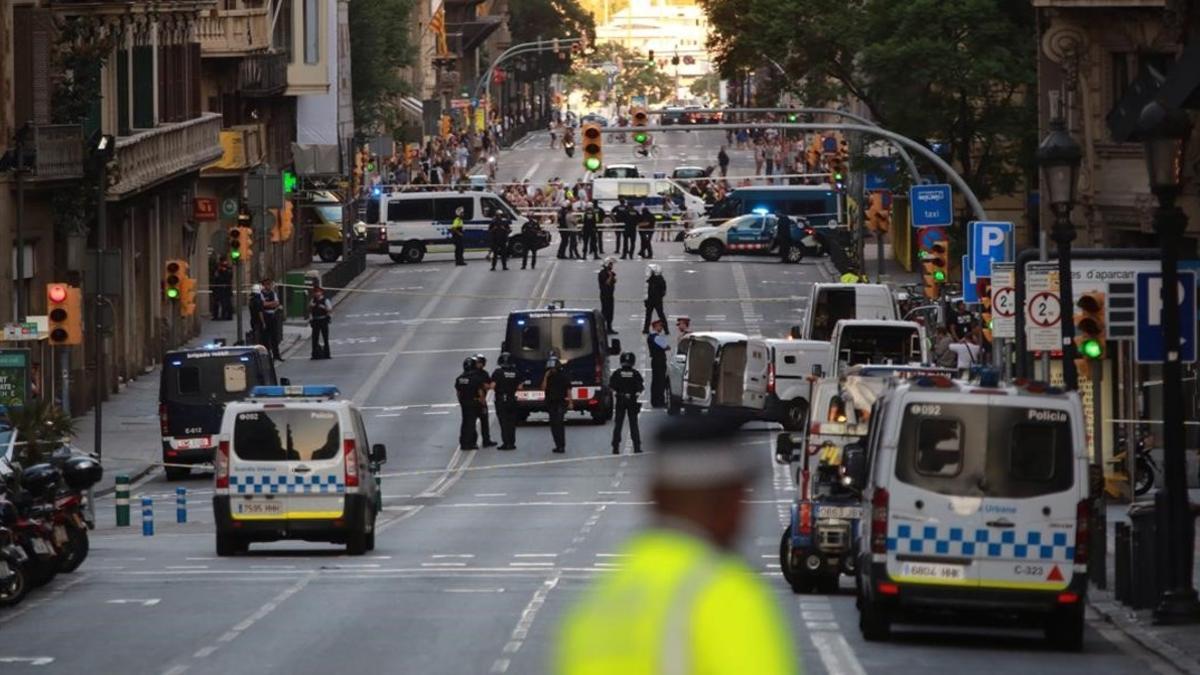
[451,217,464,231]
[556,529,798,675]
[840,271,862,284]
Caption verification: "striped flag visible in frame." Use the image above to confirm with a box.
[429,3,448,55]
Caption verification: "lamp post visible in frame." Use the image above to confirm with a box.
[1139,100,1200,624]
[1036,117,1083,390]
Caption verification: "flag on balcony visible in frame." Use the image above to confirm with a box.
[430,3,448,56]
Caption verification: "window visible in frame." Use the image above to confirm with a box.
[520,325,541,352]
[481,198,505,218]
[1010,425,1056,482]
[914,418,963,477]
[388,199,433,222]
[177,367,201,395]
[988,411,1074,498]
[223,364,248,394]
[562,325,585,350]
[1111,52,1174,108]
[433,198,473,221]
[304,0,319,64]
[233,409,340,462]
[275,0,294,61]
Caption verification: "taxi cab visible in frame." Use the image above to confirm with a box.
[213,385,387,556]
[850,376,1089,650]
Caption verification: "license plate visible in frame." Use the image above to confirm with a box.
[31,538,51,556]
[175,437,211,450]
[516,391,545,401]
[819,506,862,520]
[236,501,283,516]
[901,562,967,581]
[53,525,68,546]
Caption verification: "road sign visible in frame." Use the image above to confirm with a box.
[220,197,239,220]
[991,262,1015,339]
[1136,271,1197,363]
[909,184,953,227]
[2,322,40,341]
[1025,262,1061,352]
[968,221,1013,278]
[962,255,978,303]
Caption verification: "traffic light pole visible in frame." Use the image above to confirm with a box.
[473,38,585,116]
[93,152,108,462]
[234,262,244,345]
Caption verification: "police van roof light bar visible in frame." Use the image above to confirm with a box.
[249,385,341,398]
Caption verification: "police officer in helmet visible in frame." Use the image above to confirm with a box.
[473,353,497,448]
[543,355,570,453]
[454,357,480,449]
[610,352,644,454]
[492,352,520,450]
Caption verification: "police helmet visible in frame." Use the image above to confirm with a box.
[546,356,560,369]
[463,356,477,371]
[455,206,465,216]
[603,256,616,268]
[497,352,512,366]
[620,352,636,367]
[474,353,487,367]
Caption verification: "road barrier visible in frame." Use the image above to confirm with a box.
[176,487,187,524]
[115,475,130,527]
[142,497,154,537]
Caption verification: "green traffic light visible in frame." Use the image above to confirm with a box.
[283,170,298,193]
[584,157,601,171]
[633,132,648,144]
[933,270,946,282]
[166,287,180,300]
[1080,338,1103,359]
[834,172,844,181]
[230,249,241,261]
[788,114,798,122]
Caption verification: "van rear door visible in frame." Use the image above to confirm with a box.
[162,354,258,448]
[742,339,770,410]
[684,337,717,406]
[715,341,747,407]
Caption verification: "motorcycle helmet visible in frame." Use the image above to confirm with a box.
[497,352,512,367]
[62,455,103,491]
[463,356,477,371]
[620,352,636,368]
[20,463,61,499]
[647,264,662,277]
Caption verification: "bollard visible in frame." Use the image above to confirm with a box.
[115,475,131,527]
[142,497,154,536]
[176,487,187,524]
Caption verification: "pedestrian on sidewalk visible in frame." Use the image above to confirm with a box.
[259,278,284,361]
[451,207,467,265]
[521,219,540,269]
[492,353,520,450]
[488,212,511,271]
[543,356,569,454]
[308,286,332,360]
[637,207,655,259]
[455,357,481,450]
[599,258,617,334]
[642,265,668,334]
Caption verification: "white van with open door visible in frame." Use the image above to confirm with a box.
[666,332,770,418]
[802,283,898,342]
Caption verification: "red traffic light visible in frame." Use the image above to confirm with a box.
[48,283,68,304]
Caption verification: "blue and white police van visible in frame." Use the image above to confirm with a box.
[213,385,387,556]
[379,189,549,264]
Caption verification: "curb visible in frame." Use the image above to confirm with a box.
[1088,594,1200,674]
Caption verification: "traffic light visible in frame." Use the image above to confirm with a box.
[179,263,197,317]
[240,225,255,263]
[920,240,948,298]
[1075,291,1106,361]
[164,259,185,303]
[228,222,245,262]
[980,279,993,343]
[828,156,845,189]
[581,122,603,172]
[805,136,821,171]
[632,108,649,145]
[46,283,82,346]
[866,191,890,233]
[647,49,654,62]
[787,111,798,123]
[671,54,680,66]
[282,169,298,194]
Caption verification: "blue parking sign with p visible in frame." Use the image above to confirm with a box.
[968,221,1013,278]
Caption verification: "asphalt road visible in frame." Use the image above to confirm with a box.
[0,130,1178,675]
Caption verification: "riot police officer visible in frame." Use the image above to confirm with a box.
[543,356,569,453]
[492,352,520,450]
[581,201,600,260]
[598,258,617,335]
[610,352,644,454]
[473,353,497,448]
[489,212,511,271]
[455,357,481,450]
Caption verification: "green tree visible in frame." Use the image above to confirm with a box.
[566,43,675,108]
[699,0,1035,200]
[689,71,721,101]
[507,0,595,78]
[350,0,417,135]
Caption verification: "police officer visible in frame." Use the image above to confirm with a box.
[776,213,794,263]
[451,206,467,266]
[543,356,569,453]
[308,286,332,359]
[556,204,571,259]
[473,353,497,448]
[598,257,617,335]
[642,265,668,334]
[491,352,520,450]
[611,198,628,257]
[610,352,643,454]
[581,201,600,260]
[521,218,540,269]
[455,357,480,450]
[621,203,639,260]
[259,277,284,361]
[488,212,511,271]
[647,320,670,408]
[637,206,655,259]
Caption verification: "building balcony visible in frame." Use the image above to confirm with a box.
[204,123,266,174]
[108,113,224,200]
[30,124,84,182]
[197,3,271,57]
[239,51,288,96]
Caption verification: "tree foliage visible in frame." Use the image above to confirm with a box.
[507,0,595,78]
[689,71,720,101]
[350,0,417,135]
[565,42,675,108]
[699,0,1036,199]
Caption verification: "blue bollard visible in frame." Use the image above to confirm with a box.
[176,487,187,524]
[142,497,154,536]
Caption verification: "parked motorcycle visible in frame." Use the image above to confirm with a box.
[0,503,29,607]
[1110,427,1159,496]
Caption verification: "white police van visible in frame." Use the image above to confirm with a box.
[213,385,387,556]
[851,376,1090,650]
[381,190,543,264]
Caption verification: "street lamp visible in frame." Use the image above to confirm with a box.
[1036,116,1083,390]
[1138,100,1200,625]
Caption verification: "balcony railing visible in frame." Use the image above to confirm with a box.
[108,113,224,199]
[31,124,83,181]
[204,123,266,172]
[197,5,271,57]
[239,52,288,96]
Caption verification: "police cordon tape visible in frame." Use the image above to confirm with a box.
[100,452,650,476]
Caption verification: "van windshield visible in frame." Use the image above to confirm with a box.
[507,315,595,362]
[895,404,1075,498]
[837,326,920,366]
[233,408,341,462]
[811,289,856,341]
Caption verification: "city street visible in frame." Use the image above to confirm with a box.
[0,131,1180,675]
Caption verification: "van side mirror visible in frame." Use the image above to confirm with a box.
[842,443,867,487]
[370,443,387,465]
[811,364,823,377]
[775,433,795,465]
[609,339,621,355]
[789,325,802,339]
[280,377,291,386]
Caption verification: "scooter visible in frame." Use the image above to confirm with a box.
[563,138,575,158]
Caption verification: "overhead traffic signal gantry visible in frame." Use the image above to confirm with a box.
[46,283,82,346]
[1075,290,1106,361]
[581,122,603,172]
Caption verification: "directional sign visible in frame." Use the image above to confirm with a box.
[962,255,978,303]
[1136,271,1197,364]
[969,221,1013,278]
[909,184,953,228]
[991,262,1015,339]
[1025,262,1062,352]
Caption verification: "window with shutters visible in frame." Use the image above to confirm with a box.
[117,48,131,135]
[132,45,156,129]
[13,7,53,126]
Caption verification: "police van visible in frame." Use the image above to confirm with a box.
[502,306,621,423]
[159,345,285,481]
[376,189,548,264]
[213,385,387,556]
[850,376,1090,650]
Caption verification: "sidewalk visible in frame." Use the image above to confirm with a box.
[1092,491,1200,673]
[76,259,376,496]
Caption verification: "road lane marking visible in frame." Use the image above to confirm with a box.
[809,632,867,675]
[509,562,554,567]
[513,553,557,558]
[423,562,468,568]
[107,598,161,606]
[432,554,475,559]
[443,588,505,593]
[536,491,569,496]
[437,500,653,507]
[423,411,450,415]
[475,493,506,497]
[0,657,54,666]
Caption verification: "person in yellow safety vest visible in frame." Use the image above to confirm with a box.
[451,206,466,266]
[555,416,799,675]
[840,270,869,284]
